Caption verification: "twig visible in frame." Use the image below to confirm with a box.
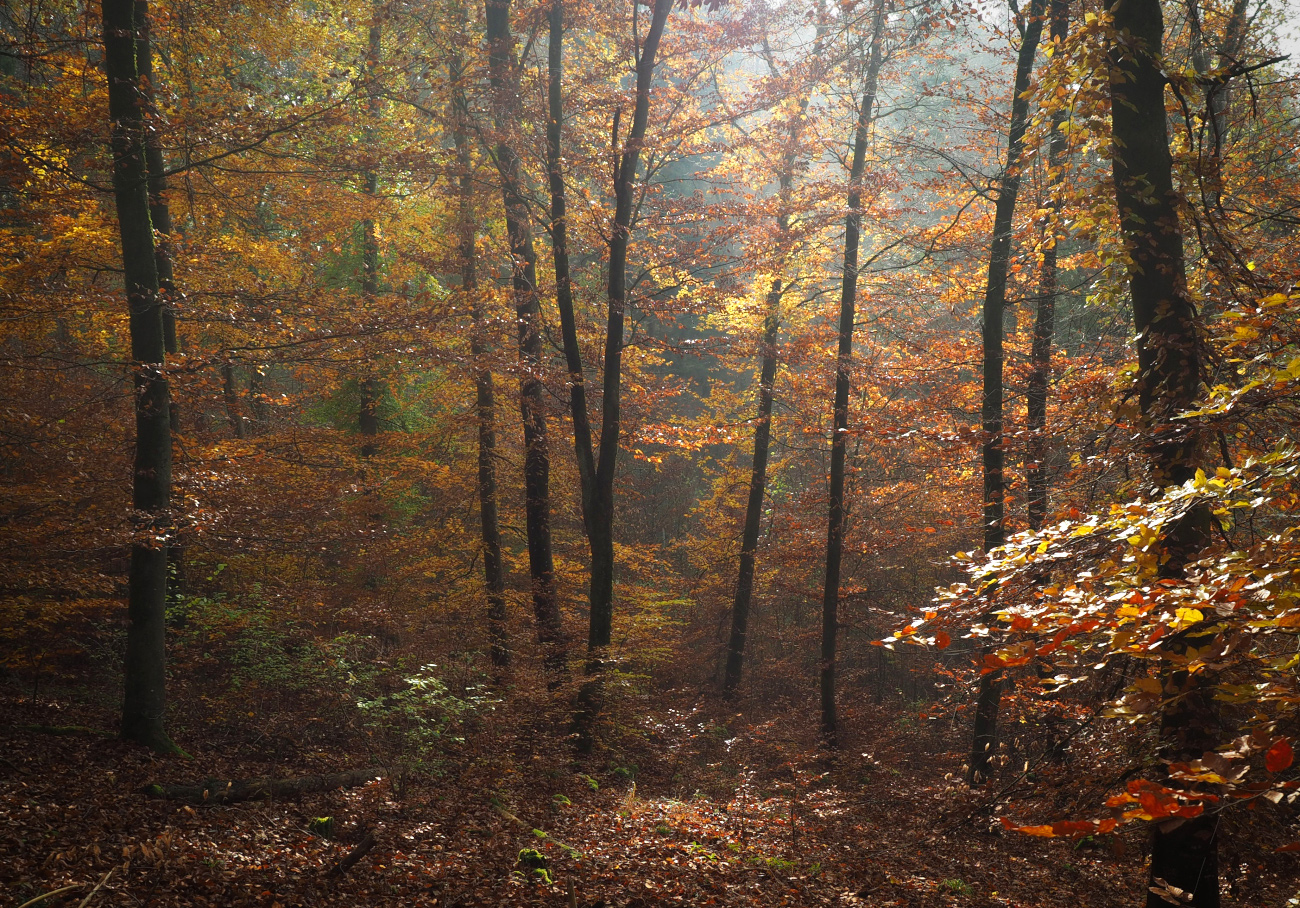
[16,884,84,908]
[78,868,115,908]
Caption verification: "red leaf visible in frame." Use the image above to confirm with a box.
[934,630,951,649]
[1275,842,1300,853]
[1266,738,1295,773]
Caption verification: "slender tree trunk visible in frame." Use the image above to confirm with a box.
[453,9,509,669]
[570,0,673,751]
[724,285,780,696]
[547,0,596,536]
[359,21,381,460]
[821,0,885,746]
[967,0,1046,785]
[1026,0,1068,534]
[485,0,567,669]
[724,20,829,698]
[104,0,178,753]
[134,0,177,358]
[587,0,673,653]
[1106,2,1216,903]
[1185,0,1249,211]
[134,0,185,602]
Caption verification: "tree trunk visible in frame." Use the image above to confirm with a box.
[359,21,381,460]
[724,18,828,698]
[587,0,673,653]
[821,0,885,746]
[1106,2,1216,904]
[134,0,177,358]
[1184,0,1249,212]
[547,0,597,537]
[1026,0,1068,533]
[134,0,186,604]
[968,0,1045,785]
[485,0,567,669]
[453,8,509,669]
[104,0,177,754]
[571,0,673,751]
[724,287,780,697]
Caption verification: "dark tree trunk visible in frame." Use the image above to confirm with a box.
[359,22,381,460]
[104,0,177,754]
[968,0,1045,785]
[1106,2,1216,904]
[133,0,177,358]
[1026,0,1068,534]
[547,0,596,537]
[724,287,779,697]
[1185,0,1249,211]
[485,0,567,669]
[724,20,828,698]
[587,0,673,653]
[134,0,185,604]
[821,0,885,746]
[571,0,673,751]
[453,10,509,669]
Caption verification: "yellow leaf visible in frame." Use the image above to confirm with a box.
[1175,608,1204,625]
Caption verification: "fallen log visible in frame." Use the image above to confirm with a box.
[144,768,383,805]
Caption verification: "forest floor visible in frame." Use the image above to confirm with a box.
[1,675,1294,908]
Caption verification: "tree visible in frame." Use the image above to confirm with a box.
[821,0,885,745]
[453,2,509,669]
[1107,1,1216,903]
[967,0,1046,785]
[586,0,675,657]
[358,16,383,459]
[102,0,178,753]
[1025,0,1068,534]
[546,0,596,542]
[484,0,567,670]
[723,13,829,699]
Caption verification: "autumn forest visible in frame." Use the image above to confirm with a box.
[3,0,1300,905]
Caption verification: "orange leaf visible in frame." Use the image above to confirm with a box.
[1050,820,1097,837]
[934,630,951,649]
[1266,738,1294,773]
[1275,842,1300,853]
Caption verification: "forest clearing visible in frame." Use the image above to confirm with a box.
[3,0,1300,905]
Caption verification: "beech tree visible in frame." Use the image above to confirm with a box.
[968,0,1047,785]
[1106,1,1216,902]
[102,0,177,753]
[821,0,885,744]
[484,0,567,670]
